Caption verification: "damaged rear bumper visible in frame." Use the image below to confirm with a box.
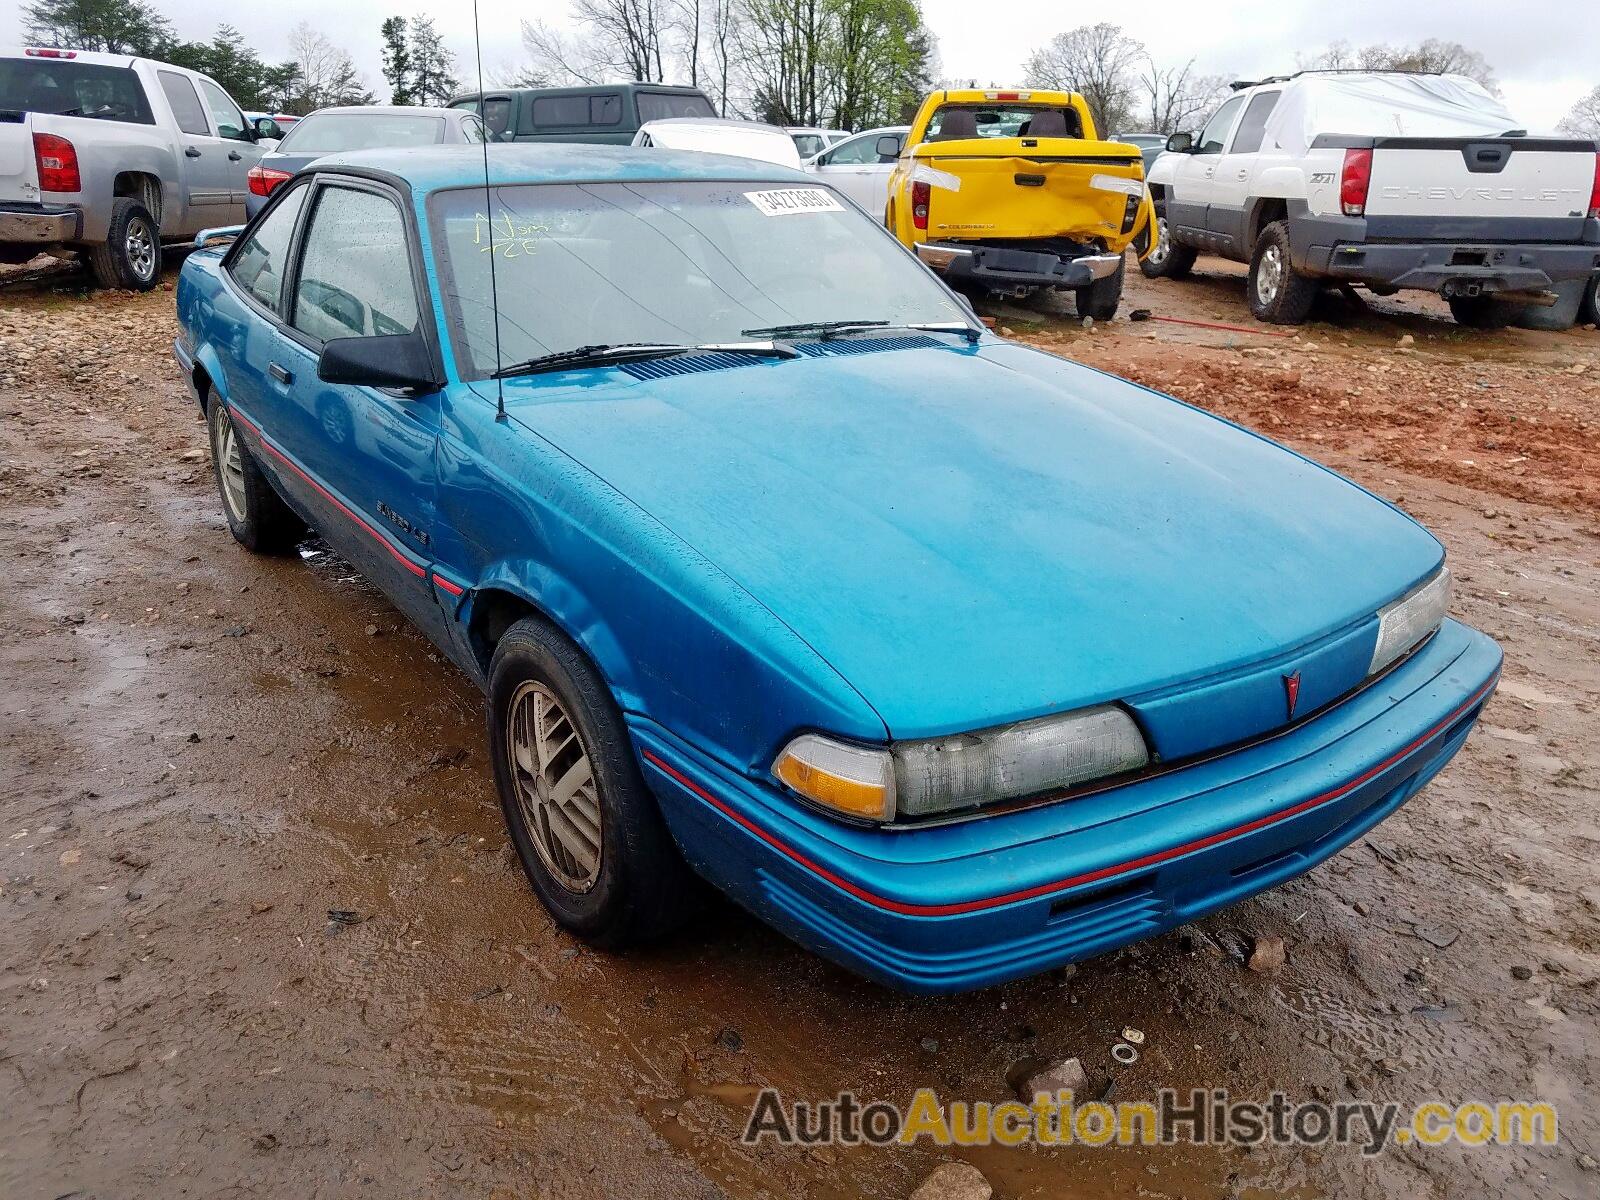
[916,240,1122,290]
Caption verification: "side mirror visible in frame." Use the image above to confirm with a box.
[1165,131,1194,154]
[317,332,439,393]
[875,135,902,159]
[253,116,282,141]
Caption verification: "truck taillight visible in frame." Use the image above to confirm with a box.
[247,164,292,197]
[912,180,930,230]
[1340,148,1372,217]
[1588,152,1600,220]
[33,133,80,192]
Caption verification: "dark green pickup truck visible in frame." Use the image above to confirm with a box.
[447,83,716,144]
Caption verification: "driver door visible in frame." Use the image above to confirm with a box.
[1166,94,1245,246]
[807,131,901,216]
[196,76,265,221]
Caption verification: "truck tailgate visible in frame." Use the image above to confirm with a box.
[0,113,39,203]
[1365,138,1597,223]
[911,138,1144,241]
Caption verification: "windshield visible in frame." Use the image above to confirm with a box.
[278,112,447,154]
[0,59,154,124]
[429,180,967,380]
[791,132,826,158]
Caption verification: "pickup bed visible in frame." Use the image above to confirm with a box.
[1145,71,1600,327]
[1,46,266,288]
[885,89,1154,319]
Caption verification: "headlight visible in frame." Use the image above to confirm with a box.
[1369,566,1451,677]
[772,704,1150,823]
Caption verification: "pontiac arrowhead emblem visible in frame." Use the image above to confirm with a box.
[1283,670,1302,720]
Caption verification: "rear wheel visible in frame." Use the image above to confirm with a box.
[1138,211,1196,279]
[205,390,305,553]
[1247,220,1318,325]
[1075,254,1125,321]
[1581,272,1600,326]
[87,197,161,291]
[1448,295,1518,330]
[488,617,699,948]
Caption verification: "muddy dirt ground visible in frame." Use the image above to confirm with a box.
[2,256,1598,1199]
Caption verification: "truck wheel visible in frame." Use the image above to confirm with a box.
[1076,255,1125,321]
[1582,272,1600,326]
[1138,212,1196,279]
[87,198,162,291]
[1447,296,1518,330]
[205,390,306,553]
[1248,221,1318,325]
[488,616,699,949]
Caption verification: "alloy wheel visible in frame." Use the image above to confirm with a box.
[1256,244,1284,306]
[212,405,247,522]
[126,219,156,282]
[507,681,603,892]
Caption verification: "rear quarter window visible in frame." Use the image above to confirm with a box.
[0,58,154,125]
[635,91,716,122]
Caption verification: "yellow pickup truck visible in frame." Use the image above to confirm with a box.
[885,89,1155,318]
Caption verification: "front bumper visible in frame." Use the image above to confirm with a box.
[0,202,81,245]
[1292,213,1600,293]
[916,240,1122,290]
[634,618,1500,994]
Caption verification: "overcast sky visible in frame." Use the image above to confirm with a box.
[15,0,1596,129]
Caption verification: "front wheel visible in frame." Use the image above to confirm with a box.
[488,617,698,949]
[87,197,161,291]
[1138,211,1196,279]
[1075,254,1125,321]
[1247,220,1318,325]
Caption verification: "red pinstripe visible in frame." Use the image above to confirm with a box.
[227,404,467,595]
[642,674,1495,918]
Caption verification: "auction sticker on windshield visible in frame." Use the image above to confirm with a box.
[745,188,845,216]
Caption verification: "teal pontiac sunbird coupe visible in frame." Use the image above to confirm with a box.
[173,143,1501,993]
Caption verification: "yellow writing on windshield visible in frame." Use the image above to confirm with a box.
[471,211,551,259]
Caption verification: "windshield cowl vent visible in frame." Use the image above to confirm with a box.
[795,334,945,358]
[617,351,766,381]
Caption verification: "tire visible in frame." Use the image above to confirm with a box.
[1448,295,1518,330]
[1247,220,1318,325]
[1582,272,1600,326]
[487,616,699,949]
[87,197,161,291]
[1075,253,1125,321]
[205,390,306,553]
[1138,210,1196,280]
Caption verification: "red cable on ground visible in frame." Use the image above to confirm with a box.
[1147,314,1293,338]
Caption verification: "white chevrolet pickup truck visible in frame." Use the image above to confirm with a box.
[1,46,269,289]
[1144,71,1600,327]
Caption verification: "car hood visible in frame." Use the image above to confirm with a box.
[499,341,1442,741]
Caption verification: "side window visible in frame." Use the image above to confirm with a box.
[197,78,249,142]
[590,93,621,125]
[531,95,588,127]
[1228,90,1281,156]
[827,135,877,166]
[1197,95,1245,155]
[481,96,512,138]
[159,70,209,137]
[462,115,487,143]
[228,184,308,313]
[292,186,418,344]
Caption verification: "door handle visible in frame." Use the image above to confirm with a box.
[1202,167,1213,178]
[185,146,201,158]
[1236,169,1248,179]
[228,150,242,161]
[268,362,293,384]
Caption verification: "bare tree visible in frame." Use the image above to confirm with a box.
[1557,84,1600,138]
[1023,23,1144,135]
[523,0,673,84]
[286,22,373,112]
[1137,57,1231,134]
[1297,39,1498,93]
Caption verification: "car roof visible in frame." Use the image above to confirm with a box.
[302,142,809,192]
[641,117,787,133]
[300,105,462,119]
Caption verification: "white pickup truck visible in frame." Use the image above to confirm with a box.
[1144,71,1600,327]
[1,46,268,289]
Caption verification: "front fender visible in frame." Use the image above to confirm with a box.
[1145,152,1181,187]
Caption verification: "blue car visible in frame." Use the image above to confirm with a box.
[173,145,1501,994]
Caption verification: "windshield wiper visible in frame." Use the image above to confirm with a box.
[740,318,981,343]
[491,340,796,379]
